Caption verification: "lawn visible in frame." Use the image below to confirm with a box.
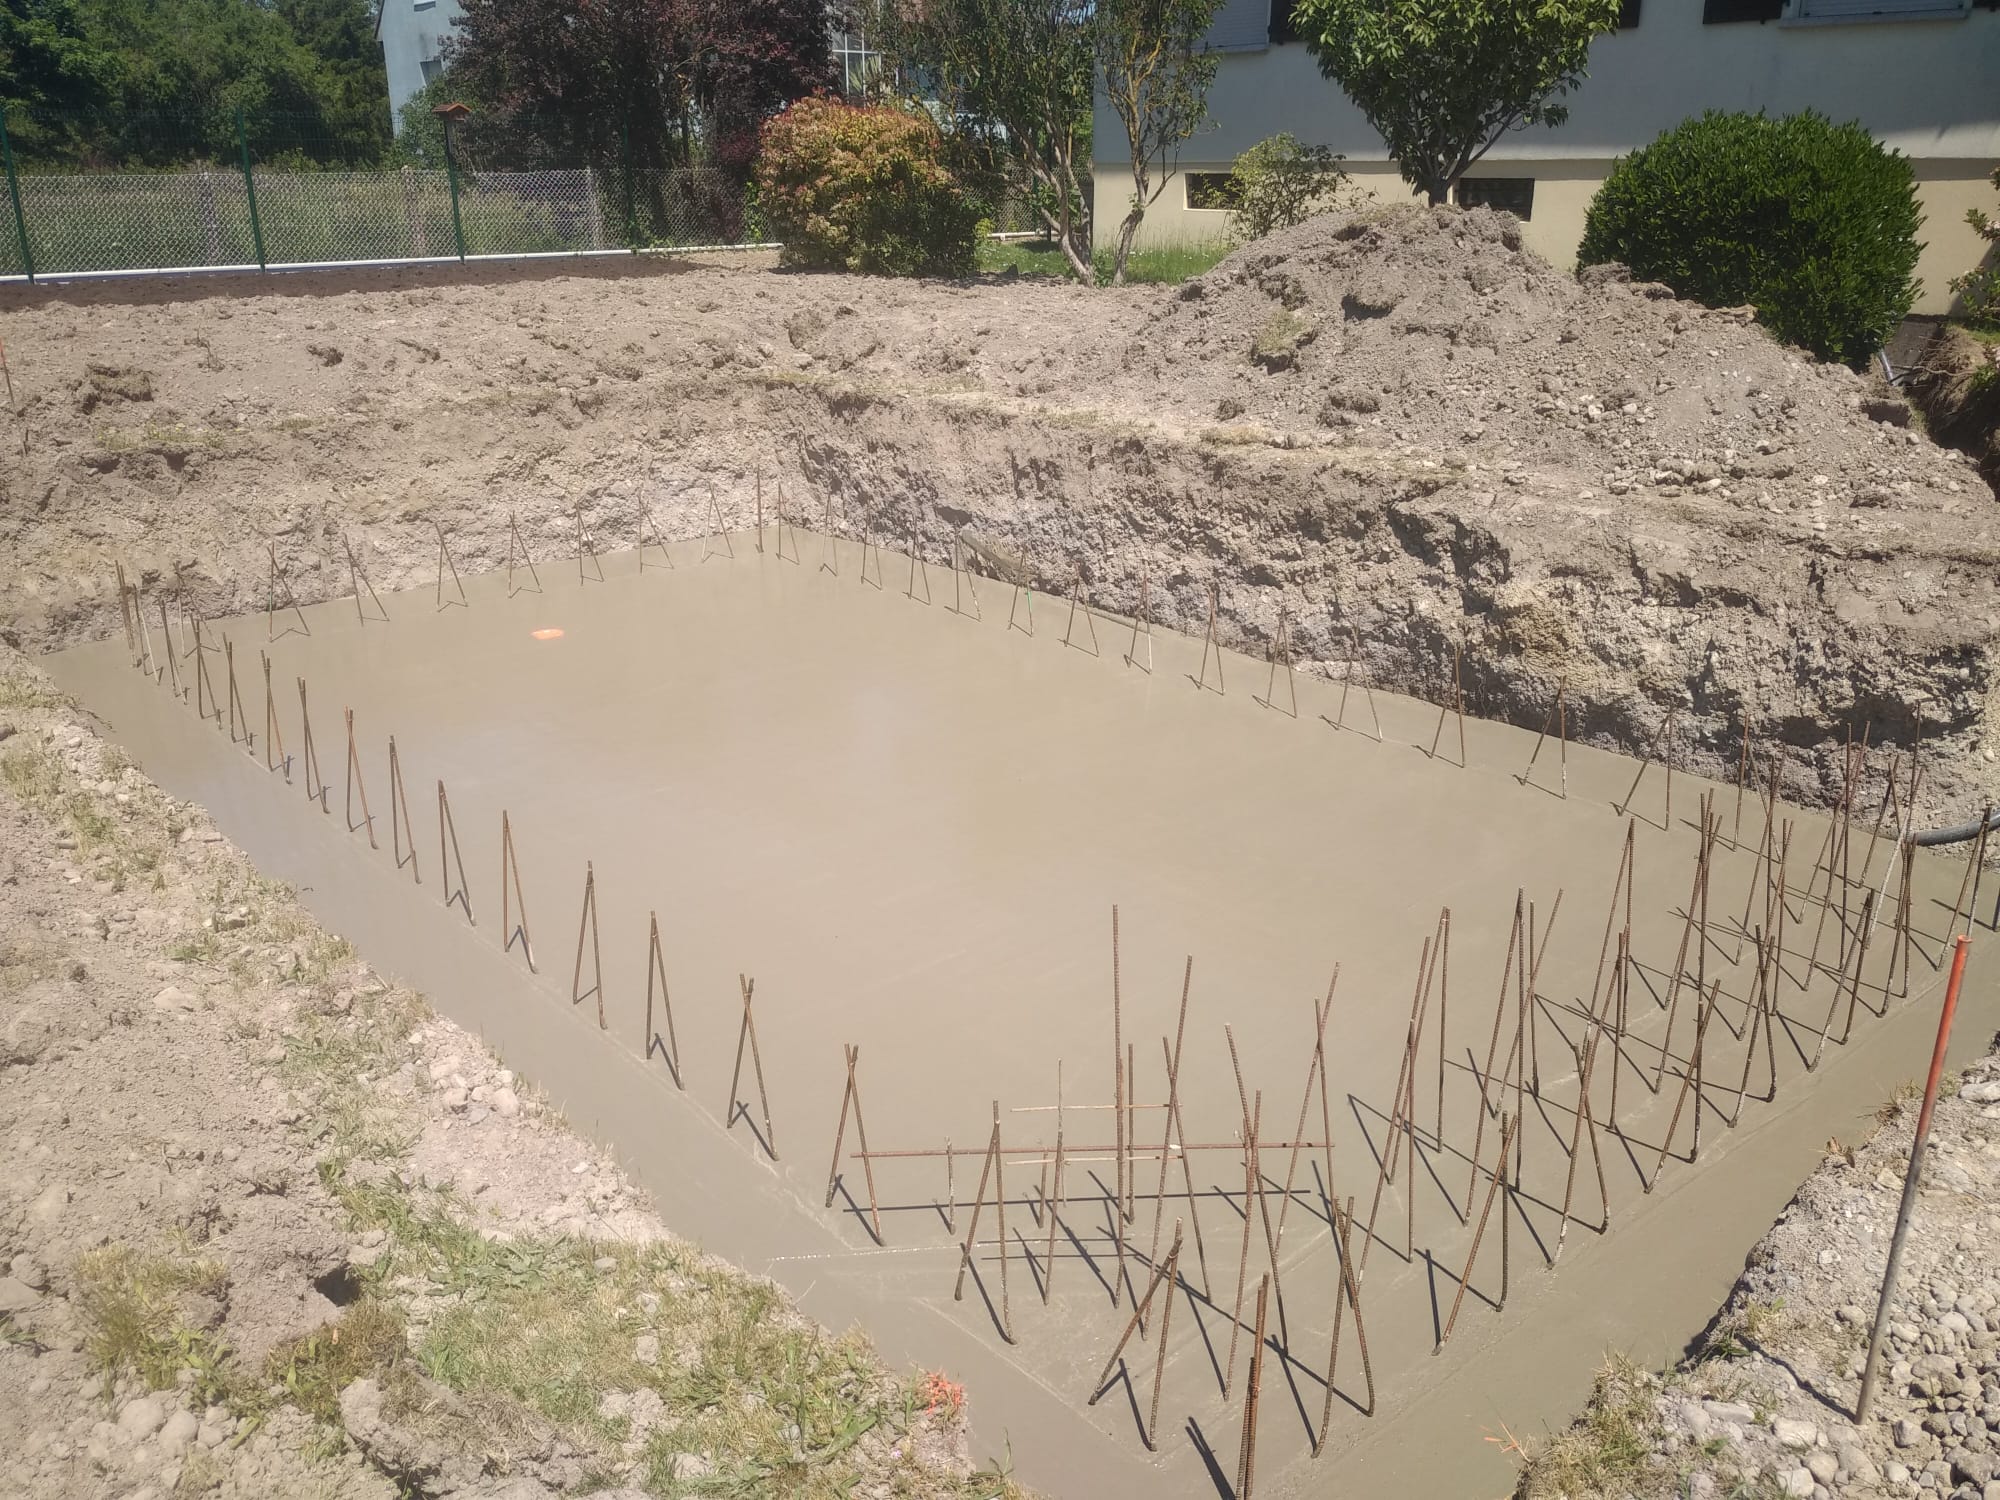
[976,235,1232,287]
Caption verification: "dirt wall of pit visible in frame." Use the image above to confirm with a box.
[5,210,1999,825]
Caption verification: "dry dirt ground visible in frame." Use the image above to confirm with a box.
[5,206,2000,1500]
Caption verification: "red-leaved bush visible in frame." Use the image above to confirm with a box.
[754,98,978,278]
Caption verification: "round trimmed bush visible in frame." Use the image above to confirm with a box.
[1578,110,1923,366]
[755,98,979,279]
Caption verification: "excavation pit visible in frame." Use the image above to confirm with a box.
[44,528,2000,1498]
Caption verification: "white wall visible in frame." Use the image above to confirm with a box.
[1093,3,2000,165]
[379,0,465,133]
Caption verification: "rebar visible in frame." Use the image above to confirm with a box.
[437,780,473,922]
[501,810,535,970]
[343,708,377,849]
[433,523,468,609]
[1235,1275,1271,1500]
[644,913,681,1083]
[570,861,604,1029]
[1437,1114,1515,1353]
[725,974,777,1159]
[702,483,735,562]
[388,736,419,882]
[1194,583,1224,694]
[825,1044,883,1241]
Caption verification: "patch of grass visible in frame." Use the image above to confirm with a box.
[0,672,70,711]
[283,986,427,1165]
[1515,1355,1659,1498]
[266,1302,408,1426]
[73,1244,235,1398]
[1700,1298,1787,1363]
[972,235,1232,287]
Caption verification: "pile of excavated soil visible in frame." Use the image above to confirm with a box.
[2,209,1997,830]
[1112,206,1971,515]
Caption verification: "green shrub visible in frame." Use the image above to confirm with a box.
[1228,133,1356,241]
[1577,110,1923,366]
[754,98,979,278]
[1951,166,2000,329]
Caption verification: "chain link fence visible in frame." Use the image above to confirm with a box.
[0,108,765,281]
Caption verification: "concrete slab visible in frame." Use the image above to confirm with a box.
[45,530,2000,1498]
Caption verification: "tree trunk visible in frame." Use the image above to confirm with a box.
[1428,185,1450,207]
[1112,209,1143,287]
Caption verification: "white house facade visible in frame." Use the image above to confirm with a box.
[1092,0,2000,315]
[376,0,465,132]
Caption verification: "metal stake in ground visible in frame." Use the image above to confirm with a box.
[344,533,389,623]
[950,1103,1012,1342]
[1256,609,1298,717]
[1425,638,1467,766]
[1313,1195,1376,1447]
[223,638,249,749]
[1193,583,1225,694]
[387,737,419,882]
[1111,905,1126,1306]
[570,861,605,1028]
[1646,979,1720,1191]
[500,811,535,970]
[1518,676,1569,797]
[905,526,932,604]
[774,485,802,565]
[1235,1274,1271,1500]
[1125,570,1154,674]
[1616,706,1678,826]
[702,484,735,562]
[260,653,289,780]
[434,523,468,610]
[1063,568,1100,655]
[436,780,473,922]
[507,512,543,595]
[1041,1059,1065,1303]
[640,503,676,571]
[1856,934,1970,1421]
[725,974,777,1160]
[824,1043,884,1242]
[643,913,682,1084]
[266,543,311,639]
[297,678,327,812]
[573,498,605,584]
[343,708,378,849]
[115,562,137,657]
[859,521,885,590]
[1085,1220,1182,1451]
[1436,1113,1515,1354]
[1222,1092,1263,1400]
[1324,621,1384,741]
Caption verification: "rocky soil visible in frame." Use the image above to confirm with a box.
[1520,1042,2000,1500]
[3,205,1998,825]
[0,646,1005,1500]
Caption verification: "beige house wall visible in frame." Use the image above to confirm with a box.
[1091,160,1996,318]
[1091,2,1998,318]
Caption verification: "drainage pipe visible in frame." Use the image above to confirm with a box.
[1914,807,2000,847]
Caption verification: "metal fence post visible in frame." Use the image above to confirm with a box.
[235,109,268,270]
[621,118,638,251]
[442,119,467,261]
[0,110,34,284]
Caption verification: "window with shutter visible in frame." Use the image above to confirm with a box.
[1205,0,1271,51]
[1619,0,1641,25]
[1702,0,1782,19]
[1269,0,1301,43]
[1792,0,1969,17]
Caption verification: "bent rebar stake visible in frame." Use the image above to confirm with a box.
[644,914,682,1084]
[434,522,468,610]
[437,780,473,922]
[570,861,604,1029]
[260,653,290,780]
[388,737,419,882]
[1221,1091,1263,1399]
[1437,1113,1515,1354]
[1426,639,1467,766]
[819,495,842,577]
[1039,1060,1065,1302]
[1124,570,1154,673]
[1256,609,1298,717]
[702,483,735,563]
[1313,1196,1375,1448]
[297,678,328,812]
[500,811,535,970]
[343,533,389,623]
[1086,1221,1182,1453]
[1007,577,1034,637]
[223,638,249,749]
[192,619,220,725]
[115,561,137,657]
[506,511,542,596]
[1193,583,1225,694]
[859,522,884,590]
[343,708,377,849]
[905,526,933,604]
[823,1044,883,1242]
[1063,568,1101,655]
[774,484,802,565]
[1519,675,1569,797]
[1616,706,1678,825]
[266,543,311,640]
[1235,1274,1271,1500]
[950,1103,1011,1341]
[640,503,676,571]
[948,538,982,620]
[725,974,777,1160]
[573,499,605,585]
[1324,622,1384,740]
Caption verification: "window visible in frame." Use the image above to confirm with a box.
[829,22,883,96]
[413,0,435,9]
[1456,177,1534,220]
[1205,0,1273,51]
[1702,0,1782,19]
[1618,0,1641,24]
[1186,174,1243,212]
[1789,0,1969,17]
[420,57,443,83]
[1268,0,1301,43]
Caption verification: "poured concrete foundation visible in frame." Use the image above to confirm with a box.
[46,532,2000,1498]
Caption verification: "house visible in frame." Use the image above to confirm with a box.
[376,0,464,131]
[1092,0,2000,314]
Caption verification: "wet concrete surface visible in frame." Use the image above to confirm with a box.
[46,532,2000,1498]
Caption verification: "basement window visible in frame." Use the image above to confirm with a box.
[1619,0,1642,23]
[1186,174,1244,212]
[1455,177,1534,221]
[1788,0,1970,17]
[1702,0,1782,19]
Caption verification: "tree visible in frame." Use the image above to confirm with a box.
[865,0,1094,280]
[1950,166,2000,329]
[447,0,833,175]
[1096,0,1220,286]
[274,0,390,162]
[1228,132,1356,240]
[1291,0,1622,207]
[0,0,116,158]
